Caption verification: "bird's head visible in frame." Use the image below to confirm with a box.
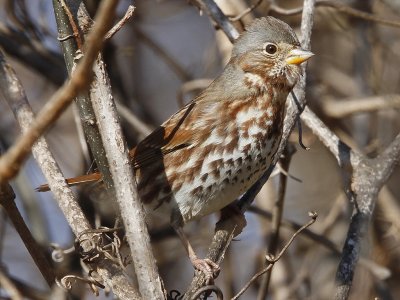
[232,17,313,89]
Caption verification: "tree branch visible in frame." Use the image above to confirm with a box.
[0,0,116,183]
[52,0,114,191]
[188,0,240,42]
[0,3,142,299]
[89,50,166,300]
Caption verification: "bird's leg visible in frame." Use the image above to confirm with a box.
[173,225,219,283]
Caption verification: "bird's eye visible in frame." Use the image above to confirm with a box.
[263,43,277,55]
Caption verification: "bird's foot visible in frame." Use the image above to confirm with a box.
[191,257,220,283]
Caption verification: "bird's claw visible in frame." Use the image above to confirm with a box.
[191,257,220,283]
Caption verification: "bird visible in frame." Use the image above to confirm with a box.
[38,16,313,280]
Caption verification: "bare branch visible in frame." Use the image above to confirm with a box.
[300,92,400,300]
[375,133,400,184]
[0,3,143,299]
[322,95,400,118]
[0,0,117,183]
[229,0,263,22]
[270,0,400,28]
[0,182,55,287]
[188,0,240,42]
[0,48,90,237]
[105,5,135,40]
[0,269,23,300]
[53,0,115,191]
[232,212,317,300]
[257,145,296,299]
[90,54,166,299]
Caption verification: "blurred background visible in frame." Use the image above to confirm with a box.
[0,0,400,299]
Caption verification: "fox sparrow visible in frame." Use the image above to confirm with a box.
[38,17,313,279]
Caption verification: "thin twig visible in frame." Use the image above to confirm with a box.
[105,5,135,40]
[270,0,400,28]
[189,0,240,42]
[59,0,82,48]
[257,145,296,299]
[229,0,263,22]
[232,212,317,300]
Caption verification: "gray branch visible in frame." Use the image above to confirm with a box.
[300,93,400,300]
[90,55,165,299]
[0,48,141,299]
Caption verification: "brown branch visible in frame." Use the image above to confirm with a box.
[0,49,91,234]
[58,0,83,48]
[0,269,23,300]
[105,5,135,40]
[0,182,55,287]
[0,0,116,184]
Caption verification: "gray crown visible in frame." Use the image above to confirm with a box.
[232,17,300,57]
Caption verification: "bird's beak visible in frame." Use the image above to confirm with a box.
[285,48,314,65]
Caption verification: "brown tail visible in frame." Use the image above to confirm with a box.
[36,172,103,192]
